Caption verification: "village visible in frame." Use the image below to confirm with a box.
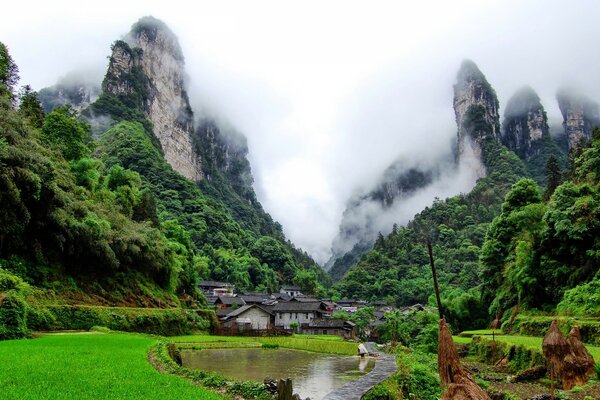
[200,280,423,339]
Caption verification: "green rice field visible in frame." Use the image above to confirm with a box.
[0,333,225,400]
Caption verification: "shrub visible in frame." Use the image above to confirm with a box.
[27,305,216,336]
[0,269,31,339]
[0,291,29,339]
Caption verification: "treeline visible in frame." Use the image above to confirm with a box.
[0,41,326,306]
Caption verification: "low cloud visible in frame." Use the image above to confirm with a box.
[4,1,600,264]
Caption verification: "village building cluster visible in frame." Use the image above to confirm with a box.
[199,281,420,339]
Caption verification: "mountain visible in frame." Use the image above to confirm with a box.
[326,59,501,281]
[326,162,436,280]
[502,86,566,185]
[335,61,527,323]
[453,59,500,174]
[556,87,600,150]
[0,18,326,305]
[38,73,100,114]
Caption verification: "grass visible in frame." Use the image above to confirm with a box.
[492,335,600,361]
[452,336,473,344]
[0,332,225,400]
[459,329,502,337]
[170,334,358,355]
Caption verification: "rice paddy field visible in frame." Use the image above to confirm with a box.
[0,332,225,400]
[170,334,358,355]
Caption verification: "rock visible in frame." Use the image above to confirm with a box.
[502,86,550,160]
[453,59,500,172]
[102,17,202,181]
[557,87,600,150]
[264,377,278,394]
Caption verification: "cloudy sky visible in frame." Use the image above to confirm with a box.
[3,0,600,263]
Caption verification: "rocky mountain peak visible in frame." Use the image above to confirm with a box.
[103,17,202,181]
[453,60,500,168]
[502,86,549,159]
[556,87,600,150]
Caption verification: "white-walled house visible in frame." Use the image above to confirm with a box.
[272,301,326,329]
[221,305,274,330]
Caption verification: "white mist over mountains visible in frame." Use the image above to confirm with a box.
[3,0,600,264]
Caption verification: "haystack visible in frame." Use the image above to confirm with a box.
[542,320,569,399]
[438,319,490,400]
[562,326,595,390]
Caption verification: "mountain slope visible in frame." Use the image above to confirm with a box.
[335,61,528,326]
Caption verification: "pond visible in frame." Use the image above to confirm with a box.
[180,348,376,400]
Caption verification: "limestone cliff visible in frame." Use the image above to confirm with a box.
[453,60,500,173]
[102,17,202,181]
[556,88,600,149]
[194,119,254,199]
[502,86,549,160]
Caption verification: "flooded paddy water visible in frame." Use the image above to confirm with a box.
[181,347,376,400]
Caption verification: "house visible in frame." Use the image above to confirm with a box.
[220,305,274,331]
[214,295,246,309]
[272,301,327,329]
[280,285,303,298]
[239,293,271,305]
[301,318,356,339]
[271,293,292,302]
[199,281,235,297]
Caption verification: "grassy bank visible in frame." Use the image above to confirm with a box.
[170,334,358,355]
[0,332,225,400]
[455,333,600,360]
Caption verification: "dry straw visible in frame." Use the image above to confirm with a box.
[438,319,490,400]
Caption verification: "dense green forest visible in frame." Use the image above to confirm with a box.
[0,41,326,308]
[335,97,599,331]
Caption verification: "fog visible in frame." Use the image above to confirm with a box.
[3,0,600,264]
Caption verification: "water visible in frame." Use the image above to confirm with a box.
[180,348,375,400]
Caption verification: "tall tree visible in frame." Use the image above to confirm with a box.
[0,42,19,102]
[544,155,561,200]
[18,85,45,128]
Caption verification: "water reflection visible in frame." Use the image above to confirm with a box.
[181,348,375,400]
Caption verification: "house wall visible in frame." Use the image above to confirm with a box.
[275,311,315,329]
[240,307,271,330]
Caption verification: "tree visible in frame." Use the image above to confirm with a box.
[0,42,19,101]
[349,306,375,340]
[18,85,44,128]
[41,105,90,160]
[544,155,561,200]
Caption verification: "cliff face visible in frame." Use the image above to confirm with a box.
[194,119,254,199]
[453,60,500,172]
[557,88,600,149]
[502,86,549,160]
[103,17,202,181]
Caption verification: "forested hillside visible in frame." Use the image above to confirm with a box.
[0,20,326,308]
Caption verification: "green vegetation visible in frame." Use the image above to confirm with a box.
[481,129,600,322]
[0,333,226,400]
[0,37,326,332]
[170,334,358,355]
[364,348,440,400]
[336,134,526,331]
[508,314,600,345]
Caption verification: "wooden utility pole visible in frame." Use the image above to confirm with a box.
[427,240,443,320]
